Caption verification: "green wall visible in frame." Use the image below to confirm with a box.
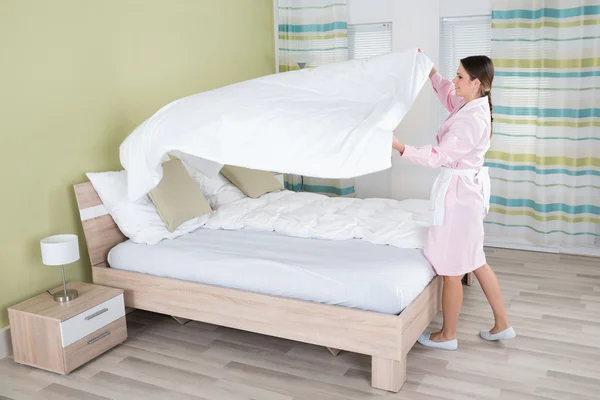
[0,0,275,329]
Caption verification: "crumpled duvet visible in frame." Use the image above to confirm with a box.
[202,190,432,249]
[120,48,434,201]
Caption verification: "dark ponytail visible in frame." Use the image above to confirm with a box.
[487,91,493,138]
[460,55,494,139]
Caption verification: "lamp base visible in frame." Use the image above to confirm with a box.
[52,289,78,302]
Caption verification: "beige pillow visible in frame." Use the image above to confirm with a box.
[220,165,284,199]
[149,158,212,232]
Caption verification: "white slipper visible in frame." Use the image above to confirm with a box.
[417,332,458,351]
[479,326,516,341]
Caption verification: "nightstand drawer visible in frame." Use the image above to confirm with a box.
[64,316,127,373]
[60,293,125,347]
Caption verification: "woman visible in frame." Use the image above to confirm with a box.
[392,53,516,350]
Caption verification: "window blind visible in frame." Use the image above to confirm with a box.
[348,22,392,60]
[439,15,492,125]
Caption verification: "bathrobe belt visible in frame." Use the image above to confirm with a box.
[429,167,491,226]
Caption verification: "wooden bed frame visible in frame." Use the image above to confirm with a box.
[73,181,444,393]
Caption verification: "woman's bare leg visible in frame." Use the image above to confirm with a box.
[430,275,463,342]
[473,263,510,333]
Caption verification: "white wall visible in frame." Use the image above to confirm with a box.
[348,0,441,201]
[440,0,491,18]
[350,0,492,201]
[347,0,393,24]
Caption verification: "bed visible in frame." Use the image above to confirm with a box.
[73,180,444,393]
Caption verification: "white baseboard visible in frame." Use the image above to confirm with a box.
[0,325,11,359]
[558,246,600,257]
[485,238,559,254]
[485,238,600,257]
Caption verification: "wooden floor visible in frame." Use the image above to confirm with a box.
[1,247,599,400]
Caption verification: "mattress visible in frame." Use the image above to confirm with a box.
[107,228,436,315]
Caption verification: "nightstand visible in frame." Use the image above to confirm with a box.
[7,281,127,374]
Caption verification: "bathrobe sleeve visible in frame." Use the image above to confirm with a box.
[401,114,482,169]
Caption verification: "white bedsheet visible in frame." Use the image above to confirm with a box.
[108,229,436,314]
[120,48,434,201]
[203,190,432,249]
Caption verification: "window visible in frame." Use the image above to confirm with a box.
[439,15,491,124]
[348,22,392,60]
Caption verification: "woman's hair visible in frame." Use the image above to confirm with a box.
[460,55,495,137]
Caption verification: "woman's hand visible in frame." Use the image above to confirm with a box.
[429,66,437,78]
[392,136,405,155]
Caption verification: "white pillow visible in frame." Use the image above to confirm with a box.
[86,170,209,245]
[169,151,223,178]
[179,159,247,209]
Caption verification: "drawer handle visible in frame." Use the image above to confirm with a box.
[85,308,108,320]
[88,331,111,345]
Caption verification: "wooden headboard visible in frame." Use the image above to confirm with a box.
[73,182,127,268]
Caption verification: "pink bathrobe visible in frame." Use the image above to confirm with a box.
[401,72,492,276]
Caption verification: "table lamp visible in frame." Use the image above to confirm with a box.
[40,234,80,302]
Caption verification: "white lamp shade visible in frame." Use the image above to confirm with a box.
[40,234,80,266]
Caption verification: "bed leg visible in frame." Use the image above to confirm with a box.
[371,356,406,393]
[171,316,191,325]
[463,272,474,286]
[326,347,341,356]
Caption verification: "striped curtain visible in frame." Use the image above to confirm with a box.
[277,0,355,197]
[486,1,600,250]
